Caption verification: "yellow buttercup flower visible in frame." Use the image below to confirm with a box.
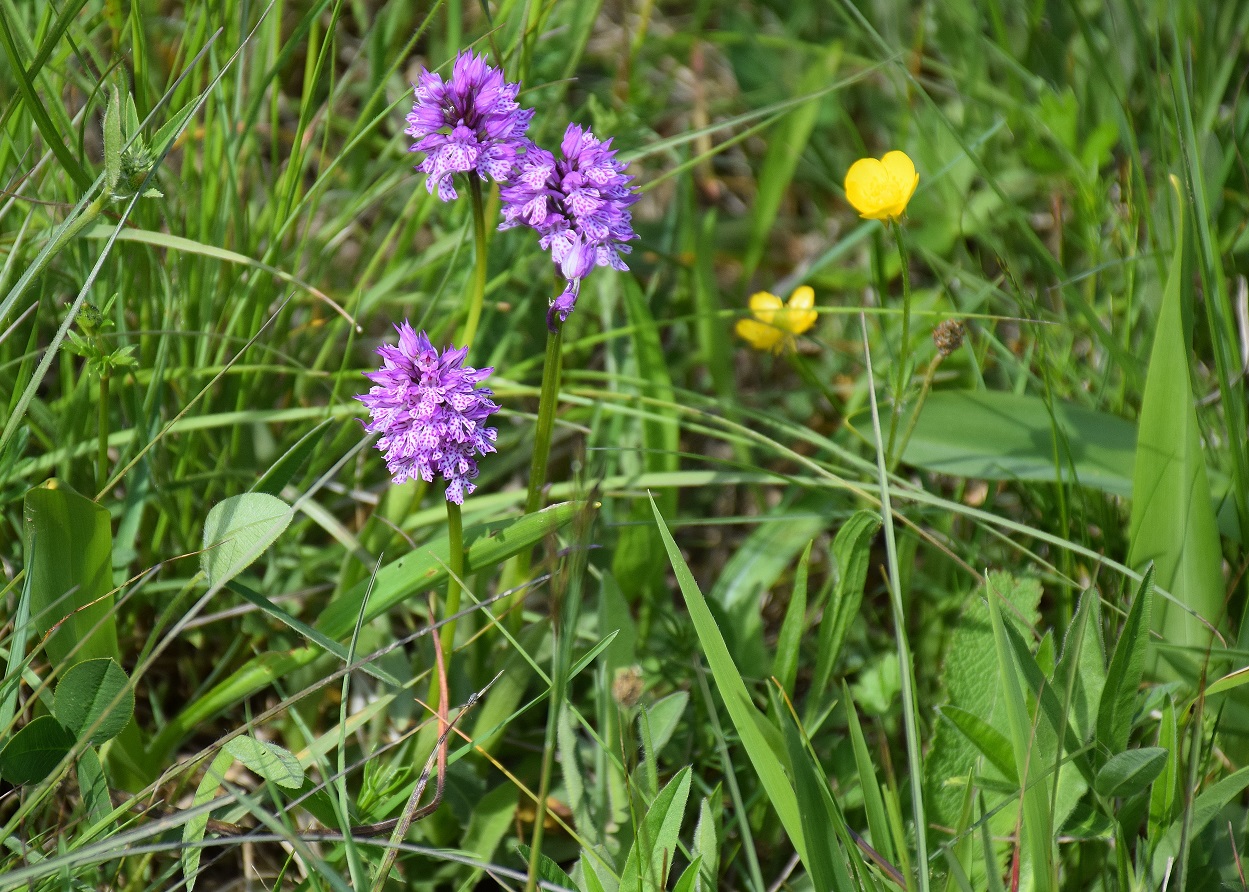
[844,150,918,221]
[735,286,818,353]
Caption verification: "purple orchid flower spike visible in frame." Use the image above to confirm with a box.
[500,122,639,326]
[404,50,534,201]
[357,322,500,504]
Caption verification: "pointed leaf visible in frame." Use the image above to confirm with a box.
[1096,568,1153,758]
[224,734,303,790]
[1128,188,1224,658]
[1094,747,1168,799]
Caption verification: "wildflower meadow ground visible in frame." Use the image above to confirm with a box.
[1,1,1248,890]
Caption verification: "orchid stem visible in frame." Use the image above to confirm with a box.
[525,321,564,516]
[460,175,489,350]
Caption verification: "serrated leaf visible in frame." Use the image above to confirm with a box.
[1094,747,1168,799]
[53,657,134,745]
[201,493,293,587]
[924,571,1041,828]
[223,734,303,789]
[0,715,75,785]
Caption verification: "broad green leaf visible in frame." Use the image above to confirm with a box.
[650,496,806,862]
[53,657,134,745]
[1096,568,1153,759]
[902,391,1137,496]
[672,856,703,892]
[1128,192,1224,661]
[459,783,519,891]
[811,510,881,700]
[691,791,721,892]
[0,715,74,785]
[201,493,293,588]
[23,481,120,667]
[182,749,234,891]
[619,766,691,892]
[924,572,1040,828]
[772,542,811,695]
[1094,747,1168,799]
[224,734,303,789]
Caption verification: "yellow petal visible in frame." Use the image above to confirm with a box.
[783,286,818,334]
[845,151,918,221]
[748,291,783,325]
[735,318,786,352]
[844,157,890,220]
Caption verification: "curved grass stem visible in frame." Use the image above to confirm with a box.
[861,312,930,892]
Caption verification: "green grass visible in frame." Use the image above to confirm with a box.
[1,0,1248,889]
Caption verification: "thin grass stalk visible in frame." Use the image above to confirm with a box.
[460,175,489,349]
[97,372,110,493]
[861,312,929,892]
[885,219,914,467]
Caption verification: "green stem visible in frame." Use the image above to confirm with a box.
[440,497,464,661]
[524,322,564,516]
[884,219,914,467]
[861,312,929,892]
[892,353,942,467]
[459,175,489,349]
[97,372,110,493]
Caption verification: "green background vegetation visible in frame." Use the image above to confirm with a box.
[1,0,1247,889]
